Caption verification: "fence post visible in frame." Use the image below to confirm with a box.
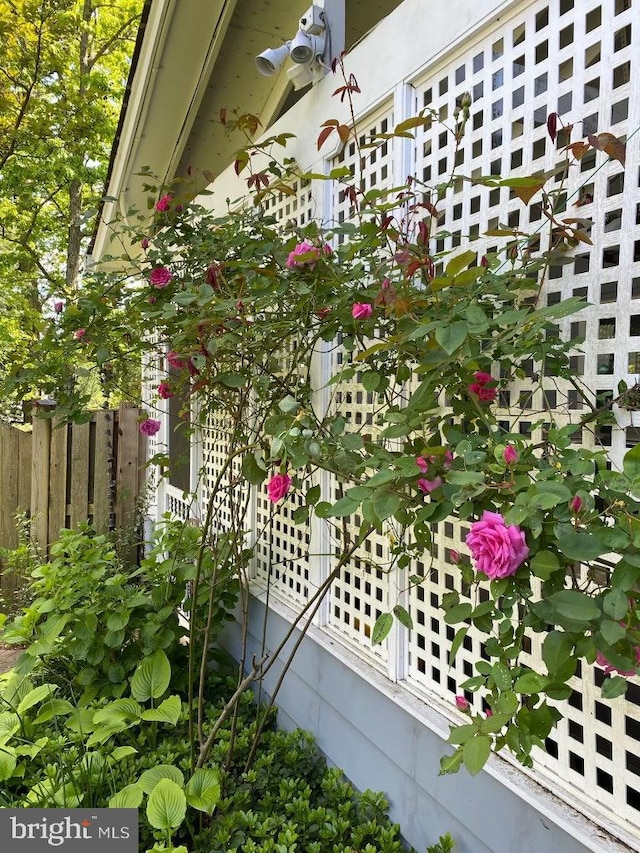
[31,400,55,555]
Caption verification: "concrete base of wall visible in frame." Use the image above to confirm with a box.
[219,590,636,853]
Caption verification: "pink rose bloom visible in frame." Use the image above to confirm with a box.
[418,477,442,494]
[141,237,150,249]
[155,194,172,212]
[167,350,186,370]
[267,472,292,503]
[139,418,161,437]
[352,303,373,320]
[469,382,497,402]
[157,382,174,399]
[503,445,518,465]
[570,495,583,514]
[596,649,640,677]
[54,300,64,314]
[449,549,460,564]
[416,456,428,473]
[455,696,470,712]
[474,371,493,384]
[465,511,529,580]
[74,328,86,340]
[486,708,493,717]
[149,267,173,288]
[286,241,320,269]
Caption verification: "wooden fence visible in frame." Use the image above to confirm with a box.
[0,403,144,561]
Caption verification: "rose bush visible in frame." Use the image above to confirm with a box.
[9,66,640,781]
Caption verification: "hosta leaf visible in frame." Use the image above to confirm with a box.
[185,768,221,814]
[146,779,186,831]
[130,649,171,701]
[17,684,57,715]
[141,695,182,725]
[0,748,17,781]
[138,764,184,795]
[109,784,144,809]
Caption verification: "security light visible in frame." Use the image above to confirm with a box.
[255,4,328,87]
[289,30,326,65]
[255,43,291,76]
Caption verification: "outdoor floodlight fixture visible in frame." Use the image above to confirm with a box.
[255,4,328,89]
[255,42,291,76]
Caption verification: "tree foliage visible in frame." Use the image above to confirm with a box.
[0,0,141,418]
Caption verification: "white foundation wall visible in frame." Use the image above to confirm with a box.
[219,595,631,853]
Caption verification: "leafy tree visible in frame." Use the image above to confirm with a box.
[0,0,142,419]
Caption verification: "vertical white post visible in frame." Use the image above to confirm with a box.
[318,0,345,69]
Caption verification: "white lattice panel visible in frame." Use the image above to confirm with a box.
[254,485,313,607]
[198,409,246,534]
[407,0,640,833]
[261,175,317,228]
[323,101,397,666]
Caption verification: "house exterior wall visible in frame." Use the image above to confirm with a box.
[154,0,640,849]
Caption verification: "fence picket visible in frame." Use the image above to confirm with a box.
[48,419,68,543]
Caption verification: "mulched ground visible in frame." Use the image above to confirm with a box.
[0,646,24,674]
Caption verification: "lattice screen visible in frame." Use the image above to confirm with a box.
[406,0,640,832]
[322,101,397,666]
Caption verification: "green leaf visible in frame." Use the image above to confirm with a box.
[305,484,321,505]
[601,676,628,699]
[462,735,491,776]
[448,627,468,667]
[542,632,574,674]
[444,603,473,624]
[547,590,601,623]
[0,748,17,781]
[491,663,512,692]
[435,322,468,355]
[146,779,187,832]
[439,749,464,775]
[603,588,628,620]
[109,784,144,809]
[106,611,129,631]
[393,604,413,629]
[514,672,547,694]
[530,551,560,581]
[556,531,608,562]
[612,562,640,592]
[447,723,476,745]
[92,698,143,727]
[371,613,393,645]
[217,373,247,388]
[623,443,640,480]
[110,746,138,762]
[327,496,359,517]
[278,394,300,413]
[242,453,267,485]
[33,698,74,724]
[446,250,476,276]
[185,768,221,815]
[371,490,401,521]
[17,684,57,715]
[141,695,182,725]
[600,619,627,645]
[138,765,185,795]
[131,649,171,701]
